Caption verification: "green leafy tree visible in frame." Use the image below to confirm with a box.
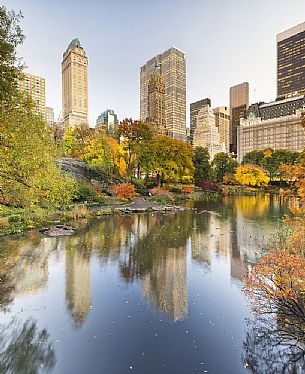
[0,319,56,373]
[242,150,265,166]
[0,98,75,207]
[261,149,300,182]
[83,130,115,181]
[0,6,24,107]
[0,7,75,208]
[140,135,194,186]
[193,147,211,184]
[212,152,238,182]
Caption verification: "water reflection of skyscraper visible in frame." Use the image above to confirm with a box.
[142,245,187,321]
[191,212,231,268]
[121,212,192,321]
[190,207,257,283]
[65,239,91,326]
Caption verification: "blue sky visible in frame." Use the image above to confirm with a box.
[4,0,305,126]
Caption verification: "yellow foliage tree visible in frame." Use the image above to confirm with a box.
[108,136,126,177]
[235,164,270,187]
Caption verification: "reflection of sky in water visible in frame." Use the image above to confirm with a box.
[0,194,289,374]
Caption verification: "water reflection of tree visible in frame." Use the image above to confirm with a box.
[0,234,52,312]
[0,319,56,373]
[0,274,15,312]
[243,316,305,374]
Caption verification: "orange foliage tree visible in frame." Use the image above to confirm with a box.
[110,183,137,200]
[243,251,305,343]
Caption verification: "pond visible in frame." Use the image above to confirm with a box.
[0,194,289,374]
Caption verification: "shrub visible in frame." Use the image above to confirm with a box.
[170,187,182,194]
[135,186,150,196]
[132,179,150,196]
[196,180,221,192]
[181,175,193,184]
[73,181,96,202]
[110,183,137,200]
[73,181,107,204]
[71,204,88,219]
[150,187,172,197]
[182,186,192,194]
[223,173,238,185]
[150,187,174,204]
[145,178,158,189]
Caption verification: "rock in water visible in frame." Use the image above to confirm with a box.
[40,225,75,237]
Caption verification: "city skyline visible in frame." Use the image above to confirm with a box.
[4,0,305,127]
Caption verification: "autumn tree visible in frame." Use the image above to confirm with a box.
[117,119,152,180]
[235,164,269,187]
[82,130,115,182]
[139,135,194,186]
[212,152,238,183]
[193,147,211,184]
[63,123,94,159]
[243,252,305,358]
[107,136,126,177]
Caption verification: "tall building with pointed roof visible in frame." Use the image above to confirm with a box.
[62,38,88,127]
[140,47,186,140]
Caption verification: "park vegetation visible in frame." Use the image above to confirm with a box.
[1,5,304,236]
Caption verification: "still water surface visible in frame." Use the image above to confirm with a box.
[0,195,288,374]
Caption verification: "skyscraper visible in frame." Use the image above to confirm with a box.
[140,47,186,140]
[18,72,46,119]
[62,38,88,127]
[147,65,166,134]
[46,107,54,125]
[277,22,305,99]
[213,106,230,153]
[96,109,119,134]
[190,98,211,145]
[192,104,223,159]
[229,82,249,155]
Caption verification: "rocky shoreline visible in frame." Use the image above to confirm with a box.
[0,197,191,237]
